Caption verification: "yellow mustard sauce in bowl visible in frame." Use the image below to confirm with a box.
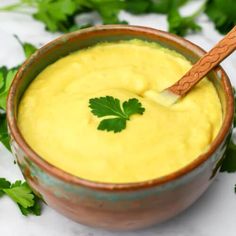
[18,40,222,183]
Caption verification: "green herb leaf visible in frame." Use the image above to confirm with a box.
[18,196,41,216]
[122,98,146,117]
[0,178,10,198]
[149,0,189,14]
[33,0,78,32]
[0,0,235,36]
[125,0,151,14]
[92,0,125,25]
[0,178,11,189]
[0,190,4,198]
[98,118,127,133]
[0,39,41,215]
[221,88,236,173]
[205,0,236,34]
[0,179,42,216]
[0,40,37,151]
[3,181,34,209]
[0,112,11,151]
[167,3,203,37]
[0,67,17,151]
[221,139,236,173]
[89,96,145,133]
[0,66,18,111]
[0,66,15,151]
[0,0,191,34]
[14,35,37,58]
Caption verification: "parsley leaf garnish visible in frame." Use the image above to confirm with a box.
[0,178,41,216]
[89,96,145,133]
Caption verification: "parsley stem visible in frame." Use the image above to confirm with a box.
[0,3,23,11]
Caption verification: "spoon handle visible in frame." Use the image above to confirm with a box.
[168,26,236,97]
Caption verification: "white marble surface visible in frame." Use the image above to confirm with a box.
[0,1,236,235]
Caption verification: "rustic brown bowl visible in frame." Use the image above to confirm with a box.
[6,25,234,231]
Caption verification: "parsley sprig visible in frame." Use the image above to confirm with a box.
[0,178,41,216]
[0,38,41,216]
[0,38,37,150]
[205,0,236,35]
[89,96,145,133]
[1,0,234,36]
[220,89,236,173]
[167,1,205,36]
[0,67,18,111]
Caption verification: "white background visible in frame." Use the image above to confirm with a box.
[0,1,236,235]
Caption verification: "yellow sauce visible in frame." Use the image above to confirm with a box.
[18,40,222,183]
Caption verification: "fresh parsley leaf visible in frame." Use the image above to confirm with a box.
[89,96,127,118]
[221,139,236,173]
[123,98,146,117]
[125,0,151,14]
[22,42,37,58]
[167,1,204,37]
[0,39,41,215]
[14,35,37,58]
[0,178,10,198]
[33,0,78,32]
[149,0,189,14]
[0,179,42,216]
[0,113,11,151]
[98,117,127,133]
[18,196,41,216]
[0,66,14,151]
[0,0,235,36]
[1,0,125,32]
[0,40,37,151]
[0,67,7,94]
[0,66,18,111]
[0,178,11,189]
[221,88,236,173]
[3,181,34,209]
[89,96,145,133]
[205,0,236,34]
[91,0,125,24]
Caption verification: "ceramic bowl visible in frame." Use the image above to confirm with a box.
[6,25,234,230]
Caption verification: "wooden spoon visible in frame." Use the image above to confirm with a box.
[144,26,236,106]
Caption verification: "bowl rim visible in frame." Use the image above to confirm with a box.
[7,25,234,191]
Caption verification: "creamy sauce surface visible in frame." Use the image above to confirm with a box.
[18,40,222,183]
